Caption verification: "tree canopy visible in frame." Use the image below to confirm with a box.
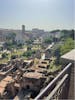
[44,37,53,44]
[59,38,74,55]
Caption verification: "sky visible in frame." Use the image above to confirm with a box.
[0,0,74,31]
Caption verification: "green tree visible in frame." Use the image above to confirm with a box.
[23,50,36,58]
[26,39,33,44]
[50,30,60,33]
[44,37,52,44]
[60,38,74,55]
[6,32,16,43]
[23,51,31,57]
[2,53,8,58]
[69,30,74,40]
[11,55,18,59]
[54,47,61,64]
[0,47,3,51]
[17,43,23,49]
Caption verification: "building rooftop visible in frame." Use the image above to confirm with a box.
[38,63,48,68]
[61,49,75,62]
[26,66,47,73]
[0,64,15,75]
[0,76,14,95]
[40,60,50,64]
[23,72,43,79]
[24,59,33,63]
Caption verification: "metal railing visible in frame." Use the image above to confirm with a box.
[46,74,68,100]
[34,63,72,100]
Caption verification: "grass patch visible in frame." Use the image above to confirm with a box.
[0,58,9,64]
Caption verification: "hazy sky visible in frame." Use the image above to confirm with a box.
[0,0,74,31]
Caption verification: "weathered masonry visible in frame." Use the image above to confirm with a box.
[35,49,75,100]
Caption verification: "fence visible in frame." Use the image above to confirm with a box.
[34,63,72,100]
